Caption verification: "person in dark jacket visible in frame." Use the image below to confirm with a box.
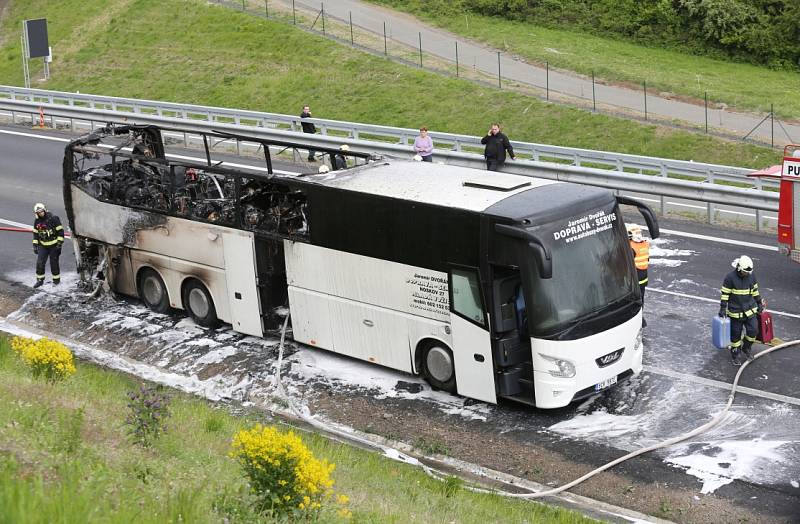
[719,255,764,365]
[300,105,317,162]
[32,202,65,288]
[480,123,515,171]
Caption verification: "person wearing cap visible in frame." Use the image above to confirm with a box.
[719,255,764,365]
[32,202,64,288]
[627,224,650,327]
[413,127,434,162]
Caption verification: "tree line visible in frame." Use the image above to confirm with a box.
[384,0,800,69]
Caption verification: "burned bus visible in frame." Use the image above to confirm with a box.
[63,124,659,408]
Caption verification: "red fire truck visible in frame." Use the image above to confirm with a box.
[749,145,800,263]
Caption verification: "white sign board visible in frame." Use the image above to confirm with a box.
[782,157,800,178]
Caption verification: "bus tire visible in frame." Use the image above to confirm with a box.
[421,341,456,393]
[138,268,170,313]
[182,279,218,328]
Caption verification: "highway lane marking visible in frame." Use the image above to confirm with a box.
[644,364,800,407]
[0,218,31,229]
[0,129,294,175]
[649,288,800,319]
[660,228,778,252]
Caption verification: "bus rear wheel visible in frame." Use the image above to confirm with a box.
[422,342,456,393]
[182,279,218,328]
[138,268,170,313]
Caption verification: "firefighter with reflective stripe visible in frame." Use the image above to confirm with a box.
[719,255,764,366]
[628,224,650,327]
[32,202,64,288]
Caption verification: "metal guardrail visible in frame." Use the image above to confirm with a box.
[0,91,779,223]
[0,86,762,180]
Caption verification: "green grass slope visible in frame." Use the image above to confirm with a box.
[0,0,779,168]
[0,335,599,523]
[367,0,800,120]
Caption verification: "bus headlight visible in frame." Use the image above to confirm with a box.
[633,328,643,352]
[540,354,576,378]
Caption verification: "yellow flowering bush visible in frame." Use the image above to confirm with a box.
[230,424,350,519]
[11,336,76,383]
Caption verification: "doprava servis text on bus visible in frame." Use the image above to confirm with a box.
[64,124,658,408]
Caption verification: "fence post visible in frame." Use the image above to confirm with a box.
[704,92,708,133]
[383,22,387,56]
[455,41,459,77]
[349,12,354,46]
[292,0,296,25]
[265,0,268,17]
[591,70,596,112]
[497,52,501,88]
[771,103,774,147]
[242,0,245,11]
[546,61,549,101]
[321,3,325,35]
[418,32,423,67]
[643,80,648,121]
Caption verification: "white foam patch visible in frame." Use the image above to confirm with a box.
[791,480,799,488]
[667,438,790,494]
[0,319,243,402]
[646,238,697,268]
[195,346,237,365]
[549,409,652,440]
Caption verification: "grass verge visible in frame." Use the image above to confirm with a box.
[0,334,599,523]
[366,0,800,120]
[0,0,781,169]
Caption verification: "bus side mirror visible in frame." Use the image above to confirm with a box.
[616,196,660,239]
[495,224,553,279]
[529,241,553,279]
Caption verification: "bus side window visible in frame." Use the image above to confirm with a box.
[451,268,485,326]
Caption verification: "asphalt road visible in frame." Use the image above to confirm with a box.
[1,124,799,519]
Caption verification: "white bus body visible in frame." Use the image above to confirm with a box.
[64,125,657,408]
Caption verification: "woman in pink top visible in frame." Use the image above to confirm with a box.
[413,127,434,162]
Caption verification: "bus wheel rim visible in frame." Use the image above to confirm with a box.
[188,287,210,318]
[143,276,163,305]
[426,346,453,383]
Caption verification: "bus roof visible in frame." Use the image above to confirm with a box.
[301,160,559,212]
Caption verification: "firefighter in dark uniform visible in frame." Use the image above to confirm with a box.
[719,255,764,366]
[32,202,65,288]
[628,224,650,327]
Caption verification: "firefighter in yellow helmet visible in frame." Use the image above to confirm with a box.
[627,224,650,327]
[719,255,764,366]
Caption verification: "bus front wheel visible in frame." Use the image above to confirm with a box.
[422,342,456,393]
[138,268,170,313]
[182,279,218,328]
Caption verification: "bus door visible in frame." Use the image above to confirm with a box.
[490,268,534,403]
[449,267,496,403]
[222,230,263,337]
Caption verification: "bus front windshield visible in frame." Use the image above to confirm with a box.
[520,204,637,338]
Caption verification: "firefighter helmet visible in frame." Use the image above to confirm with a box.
[626,224,643,242]
[339,144,350,152]
[733,255,754,273]
[33,202,47,214]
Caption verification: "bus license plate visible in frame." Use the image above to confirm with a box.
[594,376,617,392]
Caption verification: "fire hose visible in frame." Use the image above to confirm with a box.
[273,313,800,500]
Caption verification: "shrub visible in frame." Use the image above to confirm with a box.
[11,336,76,383]
[229,424,350,519]
[125,383,171,447]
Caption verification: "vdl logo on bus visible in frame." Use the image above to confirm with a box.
[595,348,624,367]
